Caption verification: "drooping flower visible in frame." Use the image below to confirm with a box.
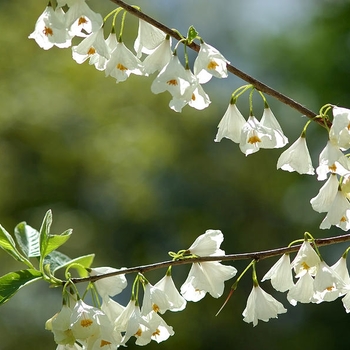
[214,101,246,143]
[316,140,350,181]
[90,266,127,301]
[319,188,350,231]
[105,41,144,83]
[154,273,187,312]
[287,271,315,305]
[134,19,166,58]
[145,311,174,344]
[64,0,103,38]
[70,300,105,341]
[46,305,75,346]
[151,54,192,102]
[180,261,237,301]
[261,254,294,292]
[72,26,110,64]
[312,260,347,303]
[277,135,315,175]
[290,240,321,277]
[169,69,210,112]
[89,31,118,71]
[329,106,350,150]
[260,107,288,148]
[29,5,72,50]
[310,173,339,213]
[141,281,171,315]
[242,284,287,326]
[143,36,173,75]
[194,41,229,84]
[239,115,276,156]
[287,240,320,305]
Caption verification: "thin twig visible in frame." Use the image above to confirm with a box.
[109,0,330,128]
[68,232,350,285]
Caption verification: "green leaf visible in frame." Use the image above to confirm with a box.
[187,25,198,44]
[43,250,72,274]
[43,229,72,258]
[39,209,52,258]
[39,210,72,259]
[53,253,95,277]
[14,222,40,258]
[0,224,28,263]
[0,269,43,305]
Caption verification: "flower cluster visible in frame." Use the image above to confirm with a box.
[29,0,229,113]
[45,230,236,349]
[215,98,288,156]
[262,240,350,314]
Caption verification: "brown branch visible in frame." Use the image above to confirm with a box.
[109,0,330,128]
[69,232,350,285]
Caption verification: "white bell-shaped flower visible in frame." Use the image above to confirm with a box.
[290,241,321,277]
[187,229,225,256]
[277,135,315,175]
[141,282,171,315]
[242,284,287,326]
[29,5,72,50]
[214,102,246,143]
[90,266,127,300]
[261,254,294,292]
[287,272,314,305]
[310,173,339,213]
[134,19,166,58]
[329,106,350,150]
[260,108,288,148]
[194,41,229,84]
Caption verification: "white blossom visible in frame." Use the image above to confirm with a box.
[105,41,144,83]
[310,173,339,213]
[242,285,287,326]
[187,229,225,256]
[277,136,315,175]
[90,266,127,300]
[329,106,350,150]
[239,116,276,156]
[261,254,294,292]
[134,19,166,58]
[29,5,72,50]
[316,140,350,180]
[214,102,246,143]
[180,261,236,301]
[287,272,315,305]
[260,108,288,148]
[154,274,187,312]
[194,41,229,84]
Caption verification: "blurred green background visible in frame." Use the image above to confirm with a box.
[1,0,350,349]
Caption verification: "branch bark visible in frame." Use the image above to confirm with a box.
[69,232,350,284]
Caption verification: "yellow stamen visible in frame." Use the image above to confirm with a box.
[340,216,347,223]
[248,135,261,144]
[87,47,96,55]
[207,60,219,70]
[43,26,53,36]
[329,164,337,172]
[301,262,310,270]
[167,79,178,86]
[152,329,161,336]
[135,328,142,337]
[152,304,160,313]
[78,17,88,26]
[326,286,334,291]
[191,93,196,101]
[80,318,93,327]
[117,63,127,71]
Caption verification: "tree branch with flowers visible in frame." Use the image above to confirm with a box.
[2,0,350,349]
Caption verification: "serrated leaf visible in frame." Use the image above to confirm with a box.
[14,222,40,258]
[0,269,43,305]
[53,253,95,277]
[187,25,198,44]
[0,225,27,263]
